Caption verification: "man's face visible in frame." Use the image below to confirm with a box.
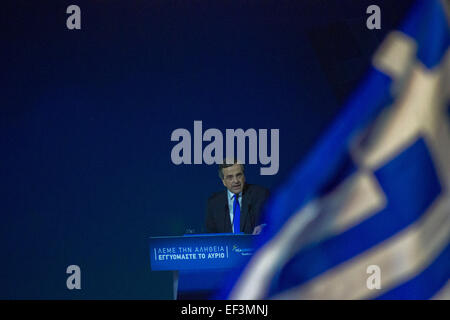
[221,164,246,194]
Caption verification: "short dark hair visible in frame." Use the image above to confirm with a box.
[218,159,245,180]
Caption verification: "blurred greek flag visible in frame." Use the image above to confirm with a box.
[225,0,450,299]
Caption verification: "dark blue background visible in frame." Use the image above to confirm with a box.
[0,0,412,298]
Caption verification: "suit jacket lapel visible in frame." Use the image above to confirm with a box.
[223,192,232,233]
[240,185,250,232]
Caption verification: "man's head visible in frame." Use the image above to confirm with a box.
[218,159,246,195]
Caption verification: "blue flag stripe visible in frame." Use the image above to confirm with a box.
[400,0,450,69]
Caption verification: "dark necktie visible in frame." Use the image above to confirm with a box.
[233,194,241,234]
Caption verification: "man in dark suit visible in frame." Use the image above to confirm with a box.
[205,160,270,234]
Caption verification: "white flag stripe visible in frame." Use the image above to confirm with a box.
[322,171,386,238]
[272,193,450,299]
[372,31,417,80]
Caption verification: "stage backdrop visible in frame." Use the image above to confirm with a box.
[0,0,413,298]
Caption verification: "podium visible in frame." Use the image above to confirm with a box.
[149,233,256,299]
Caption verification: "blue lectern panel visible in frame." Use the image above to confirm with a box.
[149,234,256,271]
